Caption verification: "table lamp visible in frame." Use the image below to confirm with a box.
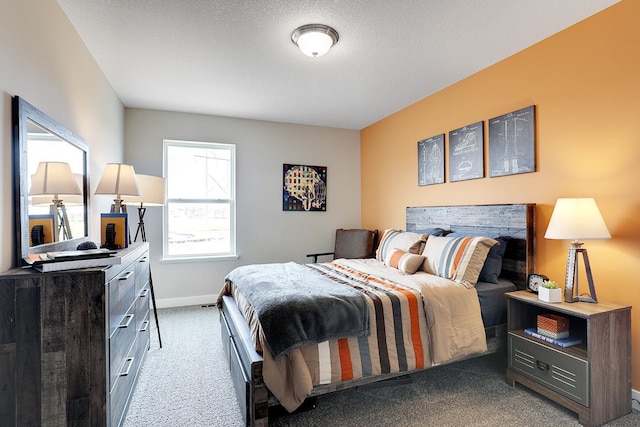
[544,198,611,303]
[28,161,82,241]
[94,163,141,213]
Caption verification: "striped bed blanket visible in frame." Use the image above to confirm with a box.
[224,262,370,360]
[219,258,487,412]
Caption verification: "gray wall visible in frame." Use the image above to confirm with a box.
[125,108,361,307]
[0,1,362,306]
[0,0,124,271]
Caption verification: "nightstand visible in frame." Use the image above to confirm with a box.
[506,290,631,427]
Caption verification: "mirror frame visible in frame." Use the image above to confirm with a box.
[12,96,90,266]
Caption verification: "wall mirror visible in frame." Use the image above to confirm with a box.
[12,96,89,266]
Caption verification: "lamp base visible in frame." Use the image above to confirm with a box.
[110,199,127,213]
[50,201,72,241]
[133,206,147,242]
[563,246,598,303]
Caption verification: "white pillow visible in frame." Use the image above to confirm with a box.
[384,249,425,274]
[376,228,427,261]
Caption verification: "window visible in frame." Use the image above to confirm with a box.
[163,140,236,260]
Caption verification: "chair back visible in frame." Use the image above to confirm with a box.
[333,228,377,259]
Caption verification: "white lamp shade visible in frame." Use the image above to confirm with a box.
[544,198,611,240]
[29,162,81,198]
[95,163,141,198]
[31,174,84,205]
[121,174,166,206]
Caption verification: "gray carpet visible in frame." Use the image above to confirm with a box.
[124,306,640,427]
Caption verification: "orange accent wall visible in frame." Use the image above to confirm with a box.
[361,0,640,389]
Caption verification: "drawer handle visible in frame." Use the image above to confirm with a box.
[120,357,135,377]
[139,257,148,263]
[119,271,134,281]
[119,314,134,329]
[140,320,150,332]
[139,288,149,298]
[536,360,550,371]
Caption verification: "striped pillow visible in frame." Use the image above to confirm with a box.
[384,249,425,274]
[421,236,498,287]
[376,229,428,261]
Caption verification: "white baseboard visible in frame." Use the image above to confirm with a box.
[156,294,217,309]
[633,388,640,412]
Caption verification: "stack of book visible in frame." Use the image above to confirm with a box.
[523,313,582,348]
[25,249,120,272]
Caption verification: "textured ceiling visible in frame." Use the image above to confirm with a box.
[56,0,619,130]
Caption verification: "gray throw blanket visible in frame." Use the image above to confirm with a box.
[225,262,369,359]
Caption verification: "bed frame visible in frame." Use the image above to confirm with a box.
[220,203,535,426]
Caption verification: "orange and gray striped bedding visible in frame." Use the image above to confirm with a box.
[220,258,487,412]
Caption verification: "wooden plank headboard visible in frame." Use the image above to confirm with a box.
[406,203,535,289]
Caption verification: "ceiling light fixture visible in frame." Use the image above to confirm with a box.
[291,24,339,58]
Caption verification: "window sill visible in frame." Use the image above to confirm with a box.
[160,254,239,263]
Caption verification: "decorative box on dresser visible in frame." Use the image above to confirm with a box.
[0,242,150,427]
[506,290,631,427]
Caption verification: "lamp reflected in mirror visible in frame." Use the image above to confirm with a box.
[544,198,611,303]
[28,162,82,243]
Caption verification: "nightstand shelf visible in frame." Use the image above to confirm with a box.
[506,290,631,427]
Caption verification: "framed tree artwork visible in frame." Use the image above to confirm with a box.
[282,164,327,211]
[449,121,484,182]
[418,134,445,186]
[489,105,536,177]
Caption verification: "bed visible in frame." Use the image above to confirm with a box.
[218,203,535,426]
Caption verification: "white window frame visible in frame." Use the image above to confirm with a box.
[162,139,237,262]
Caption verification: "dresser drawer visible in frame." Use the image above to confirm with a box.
[133,311,150,373]
[509,333,589,406]
[110,354,136,427]
[135,286,150,331]
[110,310,137,391]
[110,307,149,427]
[134,253,150,295]
[108,267,136,335]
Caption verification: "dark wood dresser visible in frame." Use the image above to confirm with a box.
[0,242,150,427]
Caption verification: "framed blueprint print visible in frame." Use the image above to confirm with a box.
[449,121,484,182]
[283,164,327,211]
[489,105,536,177]
[418,134,445,186]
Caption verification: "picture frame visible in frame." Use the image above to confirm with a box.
[449,121,484,182]
[283,164,327,211]
[489,105,536,177]
[418,134,445,186]
[28,214,55,246]
[100,213,129,249]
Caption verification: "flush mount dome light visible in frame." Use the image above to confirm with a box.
[291,24,339,57]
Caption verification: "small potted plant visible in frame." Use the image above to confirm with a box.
[538,280,562,303]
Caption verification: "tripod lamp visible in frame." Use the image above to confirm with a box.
[29,162,82,242]
[94,163,141,213]
[544,198,611,303]
[121,174,166,242]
